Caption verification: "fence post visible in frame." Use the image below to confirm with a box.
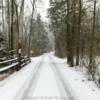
[17,42,22,71]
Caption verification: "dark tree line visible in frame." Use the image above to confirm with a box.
[30,14,49,56]
[48,0,100,86]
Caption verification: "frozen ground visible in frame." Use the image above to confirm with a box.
[51,53,100,100]
[0,53,100,100]
[0,56,42,100]
[26,55,64,100]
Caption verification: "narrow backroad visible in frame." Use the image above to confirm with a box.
[22,54,76,100]
[0,54,100,100]
[0,54,78,100]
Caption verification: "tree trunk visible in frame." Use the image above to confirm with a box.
[76,0,82,66]
[89,0,96,80]
[10,0,14,57]
[28,0,37,57]
[66,0,74,67]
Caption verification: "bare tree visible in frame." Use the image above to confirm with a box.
[89,0,96,80]
[10,0,14,55]
[1,0,5,34]
[76,0,82,66]
[6,0,11,50]
[28,0,37,57]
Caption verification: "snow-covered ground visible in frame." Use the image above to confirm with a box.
[51,53,100,100]
[0,53,100,100]
[0,56,42,100]
[26,55,64,100]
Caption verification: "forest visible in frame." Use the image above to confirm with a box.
[0,0,49,59]
[0,0,100,89]
[48,0,100,87]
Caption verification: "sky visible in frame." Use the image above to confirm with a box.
[36,0,49,21]
[25,0,50,22]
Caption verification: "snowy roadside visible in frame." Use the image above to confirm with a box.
[0,56,42,100]
[51,54,100,100]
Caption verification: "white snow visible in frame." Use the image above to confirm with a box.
[51,53,100,100]
[0,56,42,100]
[0,53,100,100]
[26,55,64,100]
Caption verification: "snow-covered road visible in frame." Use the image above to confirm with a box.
[0,53,73,100]
[1,53,100,100]
[25,54,71,100]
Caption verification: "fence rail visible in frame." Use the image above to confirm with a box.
[0,58,18,65]
[0,56,31,73]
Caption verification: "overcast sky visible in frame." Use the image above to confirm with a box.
[36,0,49,21]
[25,0,49,21]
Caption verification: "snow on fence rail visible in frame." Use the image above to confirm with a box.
[0,58,18,65]
[0,57,31,73]
[0,63,18,72]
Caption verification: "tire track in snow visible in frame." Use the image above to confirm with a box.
[20,56,44,100]
[49,55,79,100]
